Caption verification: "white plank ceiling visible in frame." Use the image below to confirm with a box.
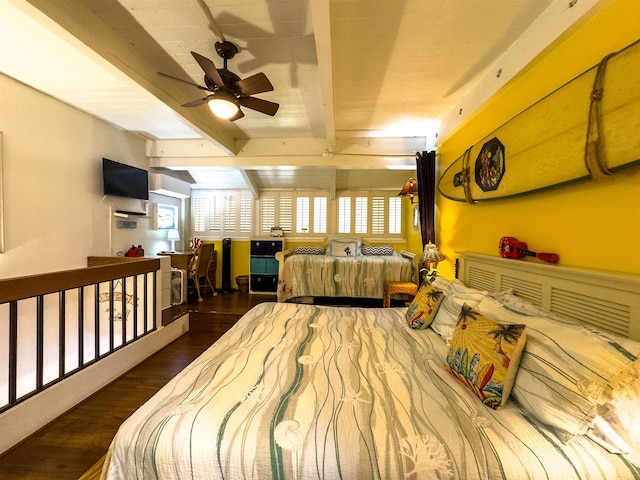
[0,0,604,191]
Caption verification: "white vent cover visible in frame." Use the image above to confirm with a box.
[106,195,148,216]
[457,252,640,341]
[149,173,191,199]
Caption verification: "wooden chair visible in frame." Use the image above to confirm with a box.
[187,243,216,302]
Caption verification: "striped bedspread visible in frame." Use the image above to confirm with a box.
[102,303,640,479]
[277,254,414,302]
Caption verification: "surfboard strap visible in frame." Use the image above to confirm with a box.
[461,147,476,204]
[585,53,615,178]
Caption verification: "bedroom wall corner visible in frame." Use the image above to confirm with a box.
[435,0,640,278]
[0,73,167,279]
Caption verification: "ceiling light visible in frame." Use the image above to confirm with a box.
[207,91,239,119]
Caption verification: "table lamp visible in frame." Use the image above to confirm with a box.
[167,229,180,252]
[419,242,444,284]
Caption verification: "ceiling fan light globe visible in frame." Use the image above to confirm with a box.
[207,97,239,119]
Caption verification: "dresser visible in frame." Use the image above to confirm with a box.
[249,238,285,293]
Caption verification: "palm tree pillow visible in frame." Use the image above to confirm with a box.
[406,284,444,329]
[446,304,527,409]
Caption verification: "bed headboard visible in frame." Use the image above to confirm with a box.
[456,252,640,341]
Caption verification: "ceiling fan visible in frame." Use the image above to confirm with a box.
[158,40,279,121]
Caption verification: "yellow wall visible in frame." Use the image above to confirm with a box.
[203,240,250,290]
[437,0,640,279]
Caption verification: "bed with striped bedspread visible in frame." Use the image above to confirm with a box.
[101,302,640,479]
[276,253,415,302]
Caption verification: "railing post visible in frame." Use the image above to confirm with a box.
[109,280,114,353]
[78,287,84,368]
[8,301,17,405]
[133,275,138,339]
[59,291,66,379]
[153,272,157,331]
[36,296,44,390]
[94,285,100,358]
[122,277,127,346]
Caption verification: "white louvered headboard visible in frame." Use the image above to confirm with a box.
[456,252,640,341]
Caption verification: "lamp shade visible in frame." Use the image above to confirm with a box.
[207,91,239,119]
[167,229,180,241]
[167,229,180,252]
[420,242,444,265]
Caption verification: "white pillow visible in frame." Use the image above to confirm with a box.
[429,278,488,342]
[477,295,640,442]
[326,236,361,257]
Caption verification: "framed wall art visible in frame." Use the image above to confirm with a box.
[157,204,178,230]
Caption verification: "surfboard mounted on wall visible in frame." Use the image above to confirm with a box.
[438,38,640,203]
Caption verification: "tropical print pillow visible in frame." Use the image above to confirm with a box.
[446,304,527,409]
[406,284,444,329]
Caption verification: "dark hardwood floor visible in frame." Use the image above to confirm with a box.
[0,290,276,480]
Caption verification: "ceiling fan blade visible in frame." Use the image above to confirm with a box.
[236,72,274,96]
[191,51,224,86]
[182,97,210,108]
[229,108,245,122]
[158,72,208,91]
[239,96,279,116]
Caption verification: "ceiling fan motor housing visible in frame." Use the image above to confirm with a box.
[215,41,239,60]
[204,69,241,91]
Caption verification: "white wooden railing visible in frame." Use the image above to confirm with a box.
[0,258,160,413]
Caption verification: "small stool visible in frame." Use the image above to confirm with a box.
[383,281,418,307]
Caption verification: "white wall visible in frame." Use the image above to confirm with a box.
[0,73,179,279]
[0,74,189,453]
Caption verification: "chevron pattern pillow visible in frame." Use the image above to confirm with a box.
[361,245,394,256]
[293,246,326,255]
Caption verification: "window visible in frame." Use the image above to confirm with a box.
[337,191,403,238]
[192,189,404,240]
[261,196,275,233]
[313,197,327,233]
[191,190,253,238]
[239,194,252,233]
[296,197,309,233]
[388,197,402,234]
[354,197,368,234]
[279,195,293,233]
[371,197,385,234]
[337,197,351,233]
[260,192,329,236]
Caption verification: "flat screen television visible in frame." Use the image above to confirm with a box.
[102,158,149,200]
